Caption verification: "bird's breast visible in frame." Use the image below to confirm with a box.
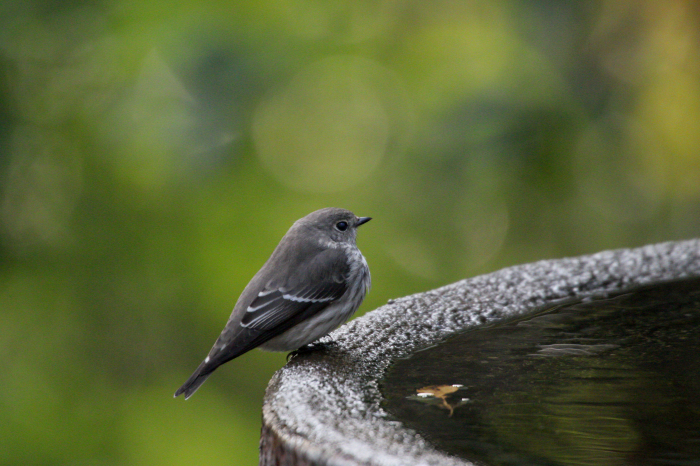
[259,246,370,351]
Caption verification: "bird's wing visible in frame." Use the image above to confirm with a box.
[175,247,351,399]
[241,247,349,331]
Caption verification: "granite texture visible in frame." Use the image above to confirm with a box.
[260,239,700,466]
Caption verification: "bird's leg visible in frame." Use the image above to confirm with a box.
[286,338,337,361]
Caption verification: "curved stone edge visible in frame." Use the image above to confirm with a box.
[261,239,700,466]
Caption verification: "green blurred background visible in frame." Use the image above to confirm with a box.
[1,0,699,465]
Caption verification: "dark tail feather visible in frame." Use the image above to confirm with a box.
[174,362,212,400]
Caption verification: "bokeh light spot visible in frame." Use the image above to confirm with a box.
[252,55,393,193]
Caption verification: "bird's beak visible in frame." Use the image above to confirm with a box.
[356,217,372,226]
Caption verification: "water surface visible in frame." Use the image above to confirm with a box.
[381,278,700,466]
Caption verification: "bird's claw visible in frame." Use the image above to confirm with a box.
[286,340,337,362]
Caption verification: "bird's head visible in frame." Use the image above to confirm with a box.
[297,207,371,246]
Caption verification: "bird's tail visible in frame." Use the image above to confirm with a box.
[174,362,212,400]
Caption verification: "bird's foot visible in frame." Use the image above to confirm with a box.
[286,340,337,361]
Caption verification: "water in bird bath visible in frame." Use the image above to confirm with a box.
[381,277,700,466]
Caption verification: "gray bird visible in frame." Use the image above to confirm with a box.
[174,207,371,399]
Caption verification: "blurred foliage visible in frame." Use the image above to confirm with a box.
[1,0,699,465]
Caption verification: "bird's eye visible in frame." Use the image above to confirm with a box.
[335,221,348,231]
